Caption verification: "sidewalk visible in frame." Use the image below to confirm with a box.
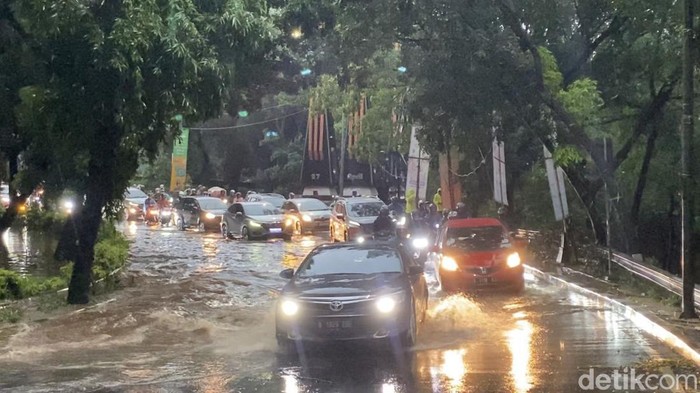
[527,255,700,366]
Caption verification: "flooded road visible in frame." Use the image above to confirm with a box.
[0,222,693,392]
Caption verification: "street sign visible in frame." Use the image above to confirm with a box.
[543,145,569,221]
[493,138,508,206]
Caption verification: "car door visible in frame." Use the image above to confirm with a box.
[223,204,236,232]
[232,204,245,235]
[335,202,347,239]
[188,200,201,226]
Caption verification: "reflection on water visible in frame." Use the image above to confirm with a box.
[282,374,300,393]
[507,319,533,393]
[0,227,60,276]
[440,349,467,392]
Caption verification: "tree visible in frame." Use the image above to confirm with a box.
[12,0,277,304]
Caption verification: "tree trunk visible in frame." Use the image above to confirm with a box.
[629,125,660,250]
[54,213,79,262]
[67,122,120,304]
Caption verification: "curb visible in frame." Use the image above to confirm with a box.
[525,265,700,367]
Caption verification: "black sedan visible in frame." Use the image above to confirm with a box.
[173,196,227,231]
[275,243,429,353]
[221,202,285,240]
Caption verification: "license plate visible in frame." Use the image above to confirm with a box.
[318,319,352,329]
[270,228,282,233]
[475,277,493,285]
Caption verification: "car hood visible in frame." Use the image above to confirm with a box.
[443,248,512,268]
[348,216,377,225]
[286,273,405,298]
[249,214,284,223]
[204,209,226,216]
[301,210,331,219]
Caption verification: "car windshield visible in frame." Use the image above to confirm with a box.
[198,198,227,210]
[260,196,285,208]
[444,226,508,251]
[348,201,384,217]
[125,188,147,198]
[245,204,277,216]
[296,199,329,212]
[296,247,403,277]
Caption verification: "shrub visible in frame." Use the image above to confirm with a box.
[0,270,68,300]
[24,208,65,232]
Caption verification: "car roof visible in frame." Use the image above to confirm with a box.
[342,197,384,204]
[446,217,505,228]
[289,198,324,203]
[238,201,274,206]
[314,242,401,253]
[189,196,221,201]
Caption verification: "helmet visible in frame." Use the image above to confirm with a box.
[379,205,390,216]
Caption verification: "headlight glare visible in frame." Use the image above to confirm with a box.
[302,214,312,222]
[442,256,459,271]
[357,236,365,244]
[249,221,262,228]
[281,299,299,316]
[285,219,293,227]
[376,296,396,313]
[507,252,521,268]
[205,212,216,220]
[412,238,429,249]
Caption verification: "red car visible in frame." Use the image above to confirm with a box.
[433,218,525,293]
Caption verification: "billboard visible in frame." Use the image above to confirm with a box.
[169,128,189,192]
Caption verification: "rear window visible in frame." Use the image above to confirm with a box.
[348,201,384,217]
[125,188,147,198]
[443,226,508,251]
[296,247,403,277]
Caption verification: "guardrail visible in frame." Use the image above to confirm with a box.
[609,250,700,311]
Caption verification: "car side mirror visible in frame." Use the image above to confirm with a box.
[408,265,424,275]
[279,268,294,279]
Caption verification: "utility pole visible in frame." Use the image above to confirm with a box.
[680,0,697,319]
[338,121,347,197]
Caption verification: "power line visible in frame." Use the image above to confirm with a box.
[188,109,308,131]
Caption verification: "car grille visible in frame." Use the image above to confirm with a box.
[262,222,282,229]
[299,297,372,316]
[462,257,507,275]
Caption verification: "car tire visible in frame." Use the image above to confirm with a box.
[242,226,250,240]
[177,217,185,231]
[221,223,229,239]
[295,221,302,235]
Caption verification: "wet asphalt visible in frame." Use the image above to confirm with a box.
[0,222,693,392]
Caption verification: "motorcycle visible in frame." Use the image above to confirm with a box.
[144,206,160,226]
[158,206,173,226]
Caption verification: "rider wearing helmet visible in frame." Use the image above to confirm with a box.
[451,202,471,219]
[373,205,395,236]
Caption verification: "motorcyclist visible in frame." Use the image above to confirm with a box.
[450,202,471,219]
[143,193,158,223]
[373,206,396,238]
[387,196,404,216]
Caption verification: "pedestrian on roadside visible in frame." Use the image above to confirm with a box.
[432,188,442,212]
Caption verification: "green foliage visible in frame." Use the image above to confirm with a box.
[60,221,130,283]
[538,47,563,93]
[557,78,605,137]
[553,145,585,167]
[24,208,65,232]
[253,136,304,194]
[0,270,68,301]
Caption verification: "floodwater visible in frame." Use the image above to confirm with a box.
[0,227,60,277]
[0,222,694,392]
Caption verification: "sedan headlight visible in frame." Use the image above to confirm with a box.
[356,236,366,244]
[441,256,459,271]
[348,220,360,227]
[411,238,429,249]
[249,221,262,228]
[507,252,521,268]
[302,214,312,222]
[280,299,299,316]
[397,216,406,226]
[376,296,396,313]
[285,219,293,227]
[129,207,137,214]
[205,212,216,220]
